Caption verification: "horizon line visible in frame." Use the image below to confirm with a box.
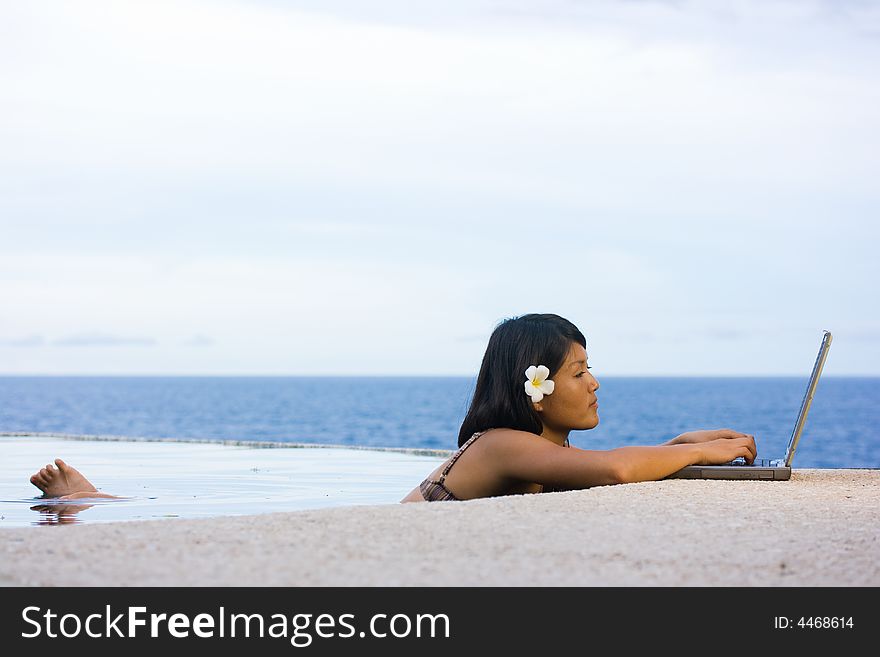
[0,373,875,379]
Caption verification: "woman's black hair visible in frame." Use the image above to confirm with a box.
[457,313,587,447]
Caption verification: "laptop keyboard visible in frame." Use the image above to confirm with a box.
[726,458,775,467]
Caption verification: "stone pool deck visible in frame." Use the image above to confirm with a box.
[1,468,877,586]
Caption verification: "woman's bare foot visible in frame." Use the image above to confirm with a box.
[30,458,99,498]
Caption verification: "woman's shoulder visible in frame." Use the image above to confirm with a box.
[475,429,572,484]
[477,428,572,455]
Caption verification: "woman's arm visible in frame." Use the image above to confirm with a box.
[607,443,745,483]
[660,428,756,448]
[486,429,757,489]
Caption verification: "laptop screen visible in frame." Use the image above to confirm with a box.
[784,330,833,466]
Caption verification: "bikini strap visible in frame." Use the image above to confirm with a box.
[438,429,490,484]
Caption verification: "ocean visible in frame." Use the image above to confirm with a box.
[1,376,877,468]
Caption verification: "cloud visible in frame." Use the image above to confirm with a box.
[0,1,875,375]
[700,328,751,341]
[0,334,45,347]
[616,331,660,343]
[617,327,772,343]
[454,333,491,343]
[182,334,215,346]
[845,328,880,342]
[52,333,157,347]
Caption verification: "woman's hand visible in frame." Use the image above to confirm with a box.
[671,428,754,446]
[683,430,758,465]
[696,437,758,465]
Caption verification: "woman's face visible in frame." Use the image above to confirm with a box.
[534,342,600,431]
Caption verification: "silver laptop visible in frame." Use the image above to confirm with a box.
[665,330,832,481]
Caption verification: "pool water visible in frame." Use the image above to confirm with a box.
[0,436,446,527]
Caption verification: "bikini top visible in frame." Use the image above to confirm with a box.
[419,429,492,502]
[418,428,570,502]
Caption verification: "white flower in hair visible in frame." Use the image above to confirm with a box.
[524,365,555,403]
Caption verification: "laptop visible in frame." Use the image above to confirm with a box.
[665,330,832,481]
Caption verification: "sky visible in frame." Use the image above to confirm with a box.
[1,0,878,376]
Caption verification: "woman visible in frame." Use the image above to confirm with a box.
[29,312,757,505]
[400,313,756,502]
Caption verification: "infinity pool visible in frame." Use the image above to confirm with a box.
[0,436,447,527]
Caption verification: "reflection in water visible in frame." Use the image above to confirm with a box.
[29,500,95,525]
